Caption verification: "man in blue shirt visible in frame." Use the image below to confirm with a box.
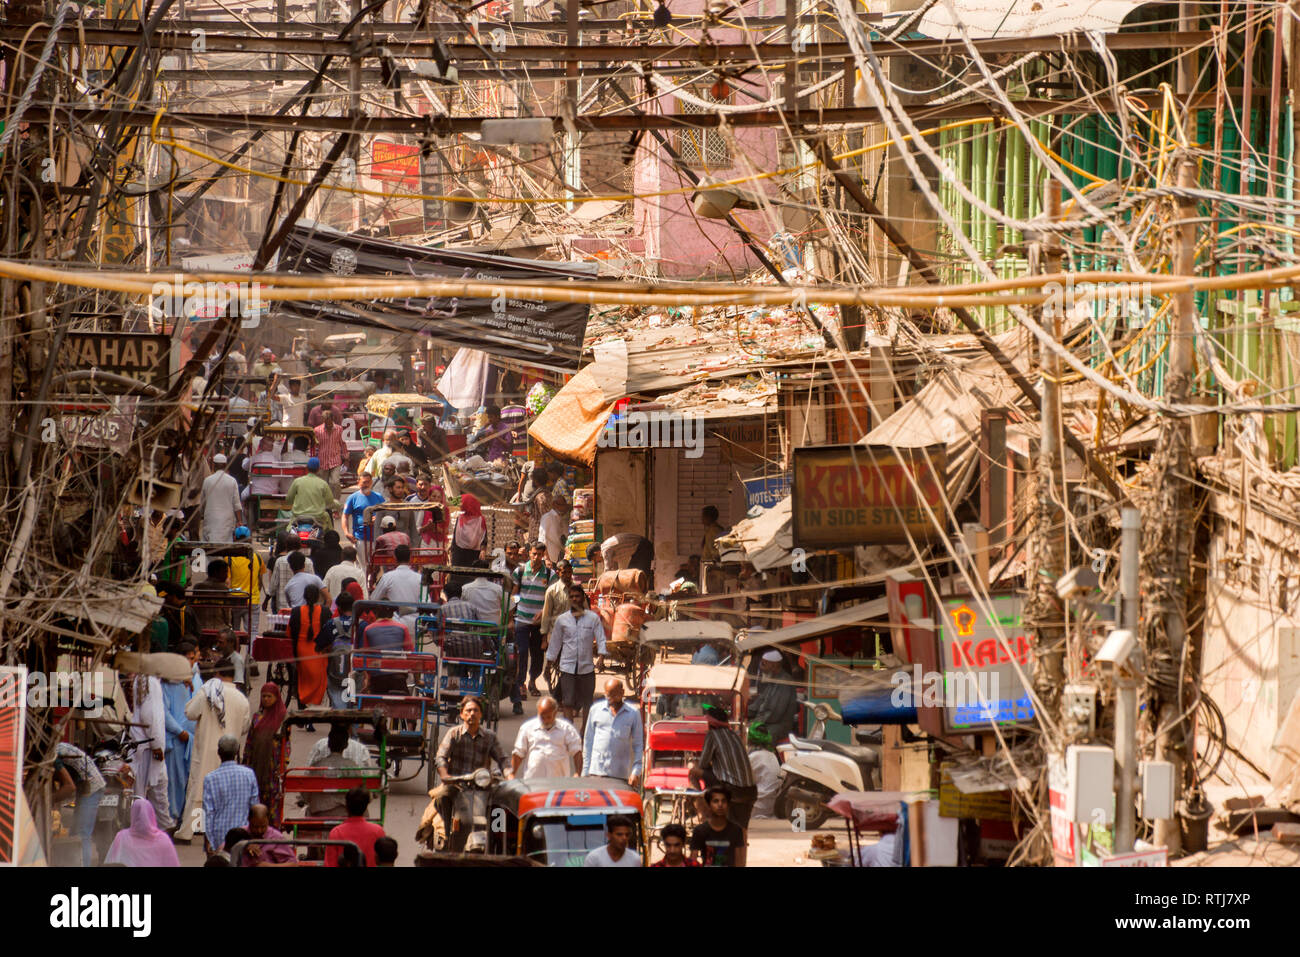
[342,472,384,565]
[583,677,643,787]
[202,734,260,855]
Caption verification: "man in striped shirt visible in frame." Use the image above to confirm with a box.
[314,408,347,498]
[511,542,555,714]
[689,701,758,835]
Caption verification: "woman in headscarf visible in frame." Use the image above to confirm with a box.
[104,798,181,867]
[450,493,486,566]
[244,682,288,821]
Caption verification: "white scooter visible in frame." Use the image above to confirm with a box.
[773,701,881,830]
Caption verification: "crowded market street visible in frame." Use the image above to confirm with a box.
[0,4,1290,930]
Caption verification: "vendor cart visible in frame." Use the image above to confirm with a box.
[594,569,654,690]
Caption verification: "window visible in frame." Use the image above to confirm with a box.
[675,89,732,169]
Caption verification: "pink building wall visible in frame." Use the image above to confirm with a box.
[632,3,782,278]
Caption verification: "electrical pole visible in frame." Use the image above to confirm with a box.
[1149,156,1199,855]
[350,0,363,231]
[1114,507,1141,853]
[1029,180,1066,719]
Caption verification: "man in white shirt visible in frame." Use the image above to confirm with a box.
[247,435,282,503]
[463,574,505,625]
[511,696,582,781]
[583,814,641,867]
[279,377,308,427]
[201,453,243,542]
[545,583,606,728]
[371,544,423,629]
[539,496,570,564]
[323,545,368,600]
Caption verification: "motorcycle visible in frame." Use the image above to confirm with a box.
[420,767,502,854]
[289,515,324,545]
[89,733,148,862]
[773,701,881,830]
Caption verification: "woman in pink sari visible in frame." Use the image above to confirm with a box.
[105,798,181,866]
[450,493,486,566]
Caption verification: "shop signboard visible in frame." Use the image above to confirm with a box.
[57,333,171,393]
[0,666,27,864]
[743,474,791,510]
[935,594,1036,734]
[371,140,421,186]
[792,443,947,547]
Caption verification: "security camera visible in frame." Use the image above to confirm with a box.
[1094,628,1136,670]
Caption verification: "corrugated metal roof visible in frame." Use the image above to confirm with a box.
[919,0,1156,40]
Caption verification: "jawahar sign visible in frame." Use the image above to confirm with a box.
[792,444,947,547]
[57,333,171,392]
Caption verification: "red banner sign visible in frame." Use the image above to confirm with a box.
[371,141,420,186]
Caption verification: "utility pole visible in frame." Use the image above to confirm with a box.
[1114,507,1141,853]
[1149,156,1199,855]
[349,0,363,231]
[1029,181,1066,718]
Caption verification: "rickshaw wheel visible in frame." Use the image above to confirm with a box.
[389,758,422,782]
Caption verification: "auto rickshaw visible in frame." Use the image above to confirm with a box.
[363,392,439,449]
[485,776,645,866]
[640,661,749,841]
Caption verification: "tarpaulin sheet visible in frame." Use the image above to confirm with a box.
[276,222,597,371]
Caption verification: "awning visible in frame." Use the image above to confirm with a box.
[276,221,598,372]
[717,495,793,572]
[919,0,1157,40]
[737,597,889,651]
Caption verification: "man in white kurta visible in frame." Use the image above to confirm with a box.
[176,670,251,842]
[131,675,173,830]
[201,454,243,542]
[511,696,582,780]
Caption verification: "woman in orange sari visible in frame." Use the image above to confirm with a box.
[288,584,331,708]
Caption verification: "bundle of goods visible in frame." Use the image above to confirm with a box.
[571,487,594,519]
[565,516,596,578]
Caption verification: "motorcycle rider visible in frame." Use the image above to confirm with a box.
[432,697,513,850]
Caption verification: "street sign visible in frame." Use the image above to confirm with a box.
[58,397,138,455]
[743,473,791,510]
[792,443,947,547]
[57,333,171,393]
